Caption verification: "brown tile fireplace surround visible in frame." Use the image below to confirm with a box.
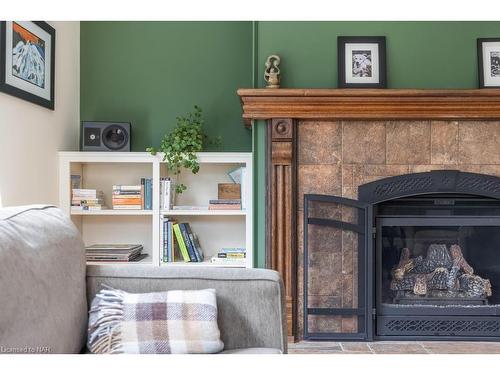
[238,89,500,341]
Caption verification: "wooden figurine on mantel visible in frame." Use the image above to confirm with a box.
[264,55,281,88]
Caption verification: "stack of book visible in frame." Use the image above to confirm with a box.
[112,185,142,210]
[85,244,147,262]
[72,189,105,211]
[160,217,204,263]
[208,199,241,210]
[210,248,246,265]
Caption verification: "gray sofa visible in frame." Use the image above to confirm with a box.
[0,205,287,354]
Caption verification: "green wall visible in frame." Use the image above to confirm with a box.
[252,21,500,268]
[256,22,500,88]
[80,21,500,268]
[80,21,253,152]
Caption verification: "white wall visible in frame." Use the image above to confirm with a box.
[0,21,79,207]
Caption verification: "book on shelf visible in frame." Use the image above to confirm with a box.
[208,204,242,210]
[208,199,241,210]
[210,256,245,264]
[71,175,81,190]
[172,223,191,262]
[209,199,241,205]
[160,216,180,263]
[217,247,246,259]
[72,188,105,211]
[168,221,204,263]
[171,205,209,211]
[160,177,173,210]
[85,244,146,262]
[113,179,152,210]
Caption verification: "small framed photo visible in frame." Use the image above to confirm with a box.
[338,36,386,88]
[0,21,55,109]
[478,38,500,88]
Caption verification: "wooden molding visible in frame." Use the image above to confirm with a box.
[238,89,500,126]
[267,118,297,338]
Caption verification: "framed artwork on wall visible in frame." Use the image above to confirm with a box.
[478,38,500,88]
[0,21,55,109]
[338,36,386,88]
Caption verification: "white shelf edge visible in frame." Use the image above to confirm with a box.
[86,260,153,266]
[160,209,247,216]
[71,209,153,216]
[160,261,247,268]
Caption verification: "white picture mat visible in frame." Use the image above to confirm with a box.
[482,41,500,86]
[4,21,52,100]
[345,43,379,84]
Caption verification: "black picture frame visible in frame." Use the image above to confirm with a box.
[338,36,386,89]
[0,21,55,109]
[477,38,500,89]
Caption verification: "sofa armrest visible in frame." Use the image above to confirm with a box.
[86,266,287,353]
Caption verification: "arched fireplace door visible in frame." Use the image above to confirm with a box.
[303,170,500,341]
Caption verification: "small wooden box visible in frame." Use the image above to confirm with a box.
[218,183,241,200]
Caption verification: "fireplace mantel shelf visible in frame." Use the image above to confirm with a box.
[237,88,500,126]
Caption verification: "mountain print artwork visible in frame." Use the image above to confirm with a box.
[11,22,45,88]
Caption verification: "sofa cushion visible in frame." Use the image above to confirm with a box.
[88,287,224,354]
[0,205,87,353]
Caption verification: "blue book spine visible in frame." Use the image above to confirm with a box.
[167,221,172,262]
[163,219,168,262]
[144,179,149,210]
[179,223,198,262]
[148,178,153,210]
[184,223,202,262]
[145,178,153,210]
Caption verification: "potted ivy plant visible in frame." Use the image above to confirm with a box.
[147,106,214,195]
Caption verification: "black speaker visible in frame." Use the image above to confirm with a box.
[81,121,131,151]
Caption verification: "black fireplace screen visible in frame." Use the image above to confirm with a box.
[304,171,500,341]
[303,194,372,340]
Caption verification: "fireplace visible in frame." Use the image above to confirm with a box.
[238,88,500,340]
[376,193,500,338]
[303,170,500,341]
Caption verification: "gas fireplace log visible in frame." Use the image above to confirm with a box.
[450,244,474,274]
[412,244,453,274]
[413,274,427,295]
[390,244,492,299]
[459,274,493,297]
[393,248,414,280]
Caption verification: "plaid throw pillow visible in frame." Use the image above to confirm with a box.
[87,287,224,354]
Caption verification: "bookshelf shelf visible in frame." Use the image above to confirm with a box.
[59,152,253,272]
[86,258,152,266]
[160,209,247,216]
[160,261,246,268]
[71,209,154,216]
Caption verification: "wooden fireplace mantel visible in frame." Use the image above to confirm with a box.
[238,88,500,126]
[237,88,500,340]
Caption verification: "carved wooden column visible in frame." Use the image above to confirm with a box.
[266,118,297,339]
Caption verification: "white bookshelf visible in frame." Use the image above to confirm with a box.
[58,152,253,269]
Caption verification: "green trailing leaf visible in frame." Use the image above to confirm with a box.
[147,106,219,194]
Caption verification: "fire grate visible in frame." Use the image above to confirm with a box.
[378,316,500,337]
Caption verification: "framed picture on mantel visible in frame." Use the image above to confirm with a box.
[478,38,500,88]
[338,36,386,89]
[0,21,55,109]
